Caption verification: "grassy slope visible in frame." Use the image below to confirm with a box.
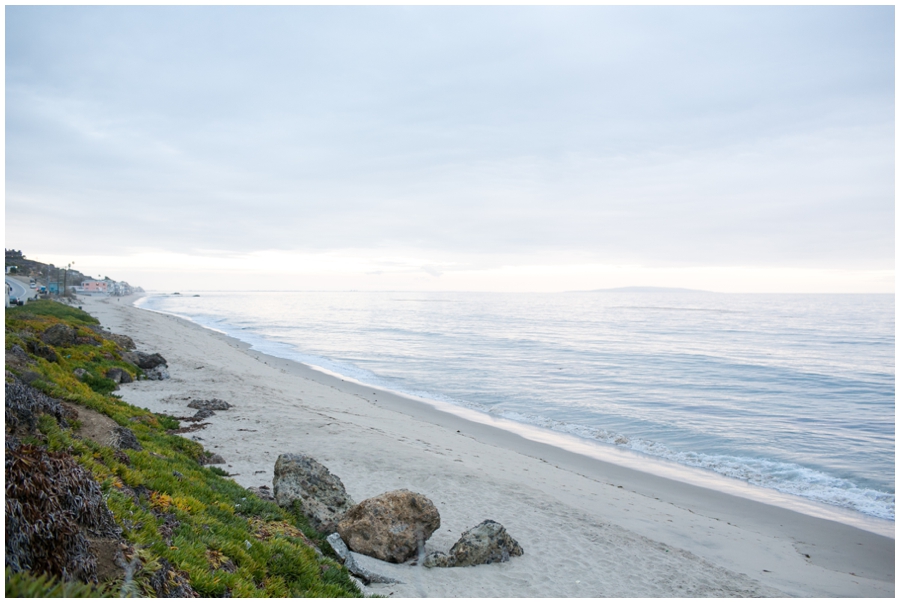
[5,300,362,597]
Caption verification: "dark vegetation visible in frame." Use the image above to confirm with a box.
[5,300,363,597]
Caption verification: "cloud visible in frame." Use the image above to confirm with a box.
[5,6,894,290]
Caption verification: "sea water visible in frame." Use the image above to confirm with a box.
[137,291,895,521]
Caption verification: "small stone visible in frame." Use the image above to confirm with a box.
[423,551,452,568]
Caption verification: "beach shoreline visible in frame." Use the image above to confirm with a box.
[81,294,894,597]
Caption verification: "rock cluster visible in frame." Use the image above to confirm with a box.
[337,490,441,564]
[423,520,523,568]
[269,452,523,573]
[273,453,355,533]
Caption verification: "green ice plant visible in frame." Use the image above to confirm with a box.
[6,300,363,597]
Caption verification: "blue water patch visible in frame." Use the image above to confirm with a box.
[138,291,895,521]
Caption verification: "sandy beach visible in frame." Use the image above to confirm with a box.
[79,295,894,597]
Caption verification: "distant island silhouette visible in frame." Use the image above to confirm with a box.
[574,286,712,293]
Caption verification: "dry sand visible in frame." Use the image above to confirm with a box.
[81,295,894,597]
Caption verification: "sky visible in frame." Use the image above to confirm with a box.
[5,6,895,292]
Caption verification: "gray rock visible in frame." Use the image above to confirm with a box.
[73,368,90,379]
[41,323,77,346]
[326,533,400,585]
[248,485,274,501]
[111,426,142,451]
[121,351,139,366]
[105,367,133,384]
[134,352,167,369]
[192,408,216,420]
[7,344,33,367]
[26,340,58,363]
[144,365,170,380]
[447,520,523,567]
[337,489,440,564]
[187,398,231,411]
[19,371,41,385]
[200,453,226,465]
[107,333,136,350]
[273,453,355,534]
[422,551,452,568]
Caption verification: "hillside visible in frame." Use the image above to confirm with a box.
[5,299,362,597]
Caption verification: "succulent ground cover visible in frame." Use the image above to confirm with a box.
[5,300,362,597]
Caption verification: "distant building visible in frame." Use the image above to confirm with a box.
[79,280,111,295]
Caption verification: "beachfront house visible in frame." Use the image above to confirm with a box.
[79,279,111,295]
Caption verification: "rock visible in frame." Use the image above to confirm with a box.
[187,398,231,411]
[19,371,42,385]
[26,340,58,363]
[337,490,441,564]
[446,520,523,567]
[199,453,226,465]
[107,333,136,350]
[423,551,452,568]
[144,365,170,380]
[105,367,133,384]
[192,408,216,420]
[326,533,400,585]
[248,485,274,501]
[134,352,167,369]
[111,426,142,451]
[73,368,90,379]
[41,323,77,347]
[6,344,34,371]
[273,453,355,534]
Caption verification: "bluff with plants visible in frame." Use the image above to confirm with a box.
[5,300,362,597]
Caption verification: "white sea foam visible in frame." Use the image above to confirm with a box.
[494,409,895,520]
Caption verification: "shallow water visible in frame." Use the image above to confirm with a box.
[138,291,895,520]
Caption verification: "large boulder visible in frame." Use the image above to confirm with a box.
[273,454,355,533]
[425,520,523,568]
[41,324,77,347]
[337,489,441,563]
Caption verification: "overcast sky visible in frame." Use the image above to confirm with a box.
[5,6,895,292]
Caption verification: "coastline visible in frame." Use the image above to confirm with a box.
[82,294,894,597]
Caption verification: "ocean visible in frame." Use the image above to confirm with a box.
[137,290,895,522]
